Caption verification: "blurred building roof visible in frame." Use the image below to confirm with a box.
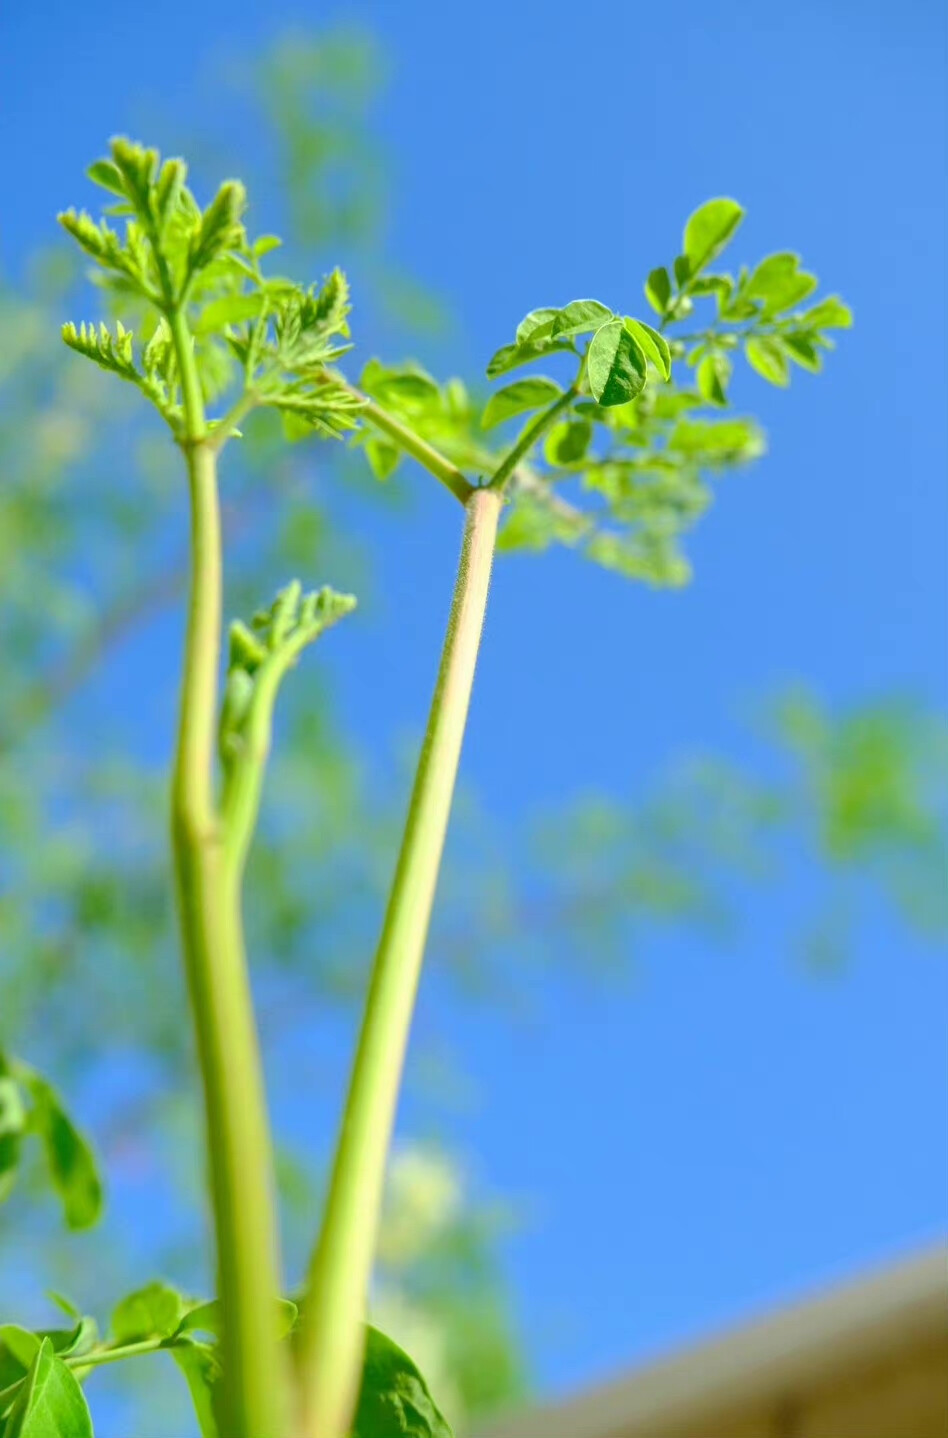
[481,1245,948,1438]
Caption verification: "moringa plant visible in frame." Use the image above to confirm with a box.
[0,137,848,1438]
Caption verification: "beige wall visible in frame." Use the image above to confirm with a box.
[481,1248,948,1438]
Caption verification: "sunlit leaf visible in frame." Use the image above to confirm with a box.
[549,299,613,340]
[586,321,647,406]
[624,318,671,380]
[682,198,744,277]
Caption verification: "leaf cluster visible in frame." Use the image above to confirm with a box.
[479,200,850,584]
[344,200,849,586]
[220,582,357,778]
[59,139,361,443]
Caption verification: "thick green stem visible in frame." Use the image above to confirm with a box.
[169,314,286,1438]
[295,486,502,1438]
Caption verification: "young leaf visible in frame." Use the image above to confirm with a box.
[624,318,671,380]
[111,1282,184,1343]
[549,298,613,340]
[4,1339,93,1438]
[515,307,559,344]
[782,333,823,372]
[682,198,744,277]
[645,266,672,316]
[696,352,732,406]
[189,181,246,274]
[40,1317,98,1362]
[481,377,562,431]
[673,254,692,288]
[586,321,647,406]
[352,1325,453,1438]
[745,336,790,387]
[745,252,817,314]
[109,138,159,220]
[364,437,401,480]
[61,321,139,383]
[802,296,853,329]
[86,159,127,197]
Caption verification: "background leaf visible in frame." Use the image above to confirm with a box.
[18,1071,102,1231]
[745,336,789,386]
[481,378,561,431]
[682,198,744,276]
[110,1282,184,1344]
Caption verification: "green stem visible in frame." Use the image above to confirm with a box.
[67,1339,166,1372]
[489,387,577,491]
[295,486,503,1438]
[0,1335,202,1410]
[345,385,474,505]
[209,389,258,452]
[168,309,286,1438]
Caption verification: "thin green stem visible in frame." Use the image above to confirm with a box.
[220,645,303,884]
[220,658,284,885]
[169,309,207,442]
[168,307,286,1438]
[344,384,474,505]
[0,1340,166,1409]
[489,387,577,491]
[209,389,259,452]
[67,1339,166,1372]
[295,486,503,1438]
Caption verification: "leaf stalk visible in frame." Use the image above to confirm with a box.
[295,485,502,1438]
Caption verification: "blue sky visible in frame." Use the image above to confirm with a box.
[3,0,947,1408]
